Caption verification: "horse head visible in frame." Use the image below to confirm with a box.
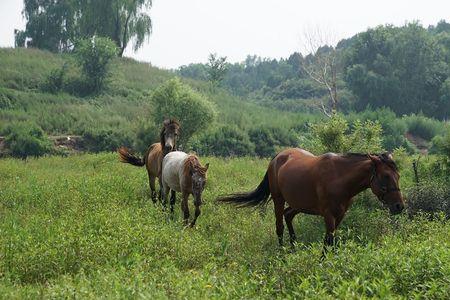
[368,153,405,215]
[160,119,180,154]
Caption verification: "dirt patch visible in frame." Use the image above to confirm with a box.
[405,132,429,154]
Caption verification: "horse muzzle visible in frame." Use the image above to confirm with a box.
[389,202,405,215]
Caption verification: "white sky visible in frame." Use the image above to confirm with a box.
[1,0,449,69]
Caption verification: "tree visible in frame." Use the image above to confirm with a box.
[300,27,340,117]
[77,0,153,56]
[16,0,152,56]
[151,78,216,146]
[207,53,227,87]
[344,23,449,118]
[74,37,118,93]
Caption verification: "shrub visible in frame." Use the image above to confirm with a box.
[248,126,298,157]
[82,128,133,153]
[404,114,443,141]
[41,64,67,93]
[431,127,450,177]
[2,122,52,159]
[407,183,450,217]
[151,78,216,146]
[74,37,117,93]
[348,119,383,153]
[310,114,349,153]
[310,114,384,154]
[190,125,254,157]
[347,108,410,151]
[134,120,159,153]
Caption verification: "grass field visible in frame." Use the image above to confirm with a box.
[1,153,449,298]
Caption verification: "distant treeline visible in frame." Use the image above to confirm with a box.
[178,21,450,119]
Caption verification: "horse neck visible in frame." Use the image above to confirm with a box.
[338,157,373,198]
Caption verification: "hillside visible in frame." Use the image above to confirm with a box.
[0,48,304,139]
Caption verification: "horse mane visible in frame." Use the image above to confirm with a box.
[183,154,208,177]
[160,118,180,146]
[341,152,398,171]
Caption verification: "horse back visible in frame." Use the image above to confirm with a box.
[162,151,189,192]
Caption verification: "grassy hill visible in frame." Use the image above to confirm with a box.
[0,48,309,140]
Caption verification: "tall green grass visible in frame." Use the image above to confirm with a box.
[0,154,449,298]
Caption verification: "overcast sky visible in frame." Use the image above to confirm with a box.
[1,0,449,69]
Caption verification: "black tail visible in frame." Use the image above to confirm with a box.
[217,171,271,207]
[118,147,145,167]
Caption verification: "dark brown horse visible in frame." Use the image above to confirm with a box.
[218,148,405,250]
[118,119,180,202]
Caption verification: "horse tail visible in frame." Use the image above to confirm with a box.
[118,147,145,167]
[217,171,271,207]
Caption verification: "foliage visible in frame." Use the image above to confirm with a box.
[348,120,383,153]
[82,127,133,153]
[74,37,118,93]
[134,120,159,153]
[41,64,68,93]
[431,127,450,176]
[407,182,450,217]
[0,154,450,298]
[310,114,349,153]
[151,78,216,146]
[344,22,450,118]
[1,122,52,159]
[17,0,153,56]
[248,126,298,157]
[310,114,384,154]
[404,114,444,140]
[207,53,227,87]
[190,125,255,157]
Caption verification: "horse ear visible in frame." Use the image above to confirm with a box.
[368,154,381,165]
[204,163,209,171]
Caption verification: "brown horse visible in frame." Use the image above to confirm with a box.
[118,119,180,202]
[218,148,405,250]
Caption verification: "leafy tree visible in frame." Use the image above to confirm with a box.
[151,78,216,146]
[74,37,118,93]
[207,53,227,87]
[16,0,152,56]
[344,23,449,118]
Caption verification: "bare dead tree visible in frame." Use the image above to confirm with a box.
[300,26,339,117]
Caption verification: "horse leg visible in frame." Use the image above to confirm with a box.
[321,214,336,259]
[190,198,201,227]
[148,171,156,203]
[284,206,300,247]
[162,184,170,210]
[181,192,190,226]
[273,195,285,246]
[170,190,176,214]
[158,177,163,203]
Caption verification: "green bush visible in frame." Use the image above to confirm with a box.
[2,122,52,159]
[404,114,443,141]
[310,114,384,154]
[74,37,118,93]
[190,125,254,157]
[431,127,450,176]
[248,126,298,157]
[41,64,67,93]
[407,182,450,217]
[134,120,159,153]
[82,128,133,153]
[347,108,411,151]
[151,78,216,146]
